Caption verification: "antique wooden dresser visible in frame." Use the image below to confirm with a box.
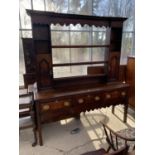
[25,10,129,145]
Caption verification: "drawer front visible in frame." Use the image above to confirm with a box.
[73,94,90,112]
[40,98,73,122]
[73,93,103,112]
[76,94,92,104]
[91,93,102,103]
[88,93,103,110]
[40,99,72,113]
[103,89,127,105]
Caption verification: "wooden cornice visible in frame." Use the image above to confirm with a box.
[26,9,127,27]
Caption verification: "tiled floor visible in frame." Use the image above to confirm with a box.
[19,106,135,155]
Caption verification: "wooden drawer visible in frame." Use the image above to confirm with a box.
[73,94,90,112]
[40,98,74,122]
[103,89,127,105]
[75,93,102,104]
[73,93,103,112]
[91,93,102,103]
[40,99,72,113]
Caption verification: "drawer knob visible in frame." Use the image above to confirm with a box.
[78,98,84,104]
[42,104,50,111]
[106,94,111,99]
[64,101,70,107]
[121,91,126,96]
[95,96,100,101]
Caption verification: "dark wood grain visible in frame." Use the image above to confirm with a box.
[126,56,135,109]
[25,10,127,89]
[25,11,129,146]
[29,82,129,145]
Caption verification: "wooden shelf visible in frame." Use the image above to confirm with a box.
[51,45,110,48]
[26,10,127,90]
[52,61,108,67]
[34,39,50,41]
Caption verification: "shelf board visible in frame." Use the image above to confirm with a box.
[52,61,108,67]
[51,45,110,48]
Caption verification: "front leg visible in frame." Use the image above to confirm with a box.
[36,103,43,146]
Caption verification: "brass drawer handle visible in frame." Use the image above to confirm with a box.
[95,96,100,101]
[42,104,50,111]
[106,94,111,99]
[64,101,70,107]
[78,98,84,104]
[121,91,126,96]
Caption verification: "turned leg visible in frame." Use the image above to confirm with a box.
[35,104,43,146]
[31,110,37,147]
[38,126,43,146]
